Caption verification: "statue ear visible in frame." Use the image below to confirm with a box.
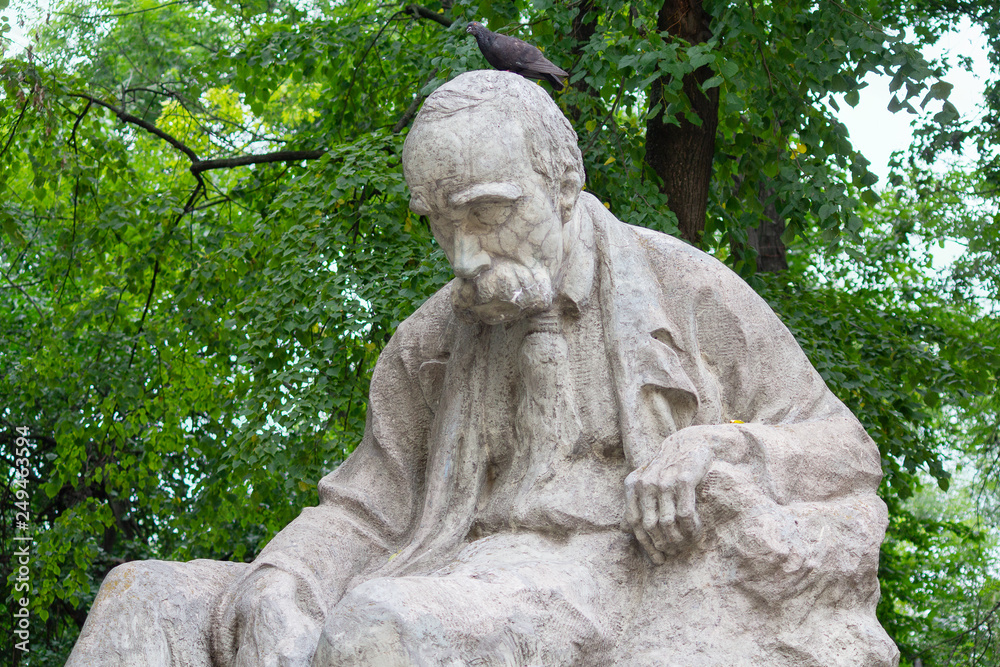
[558,169,583,224]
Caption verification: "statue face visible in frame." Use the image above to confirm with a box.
[406,117,565,325]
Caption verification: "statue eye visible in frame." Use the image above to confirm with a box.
[470,202,514,227]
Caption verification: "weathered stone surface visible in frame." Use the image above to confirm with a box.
[68,559,246,666]
[69,70,898,666]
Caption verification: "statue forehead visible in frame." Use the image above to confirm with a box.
[405,114,530,181]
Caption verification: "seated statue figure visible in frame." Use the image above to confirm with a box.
[69,70,898,666]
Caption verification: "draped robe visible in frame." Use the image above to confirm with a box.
[69,193,898,666]
[216,194,898,665]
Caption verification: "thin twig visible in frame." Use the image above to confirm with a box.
[126,258,159,369]
[57,176,80,304]
[339,9,409,132]
[746,0,775,95]
[913,599,1000,658]
[190,196,231,212]
[70,98,92,151]
[70,93,200,162]
[0,277,44,289]
[392,68,439,133]
[827,0,882,31]
[583,75,627,154]
[2,268,43,318]
[55,0,197,21]
[70,93,326,175]
[0,99,28,160]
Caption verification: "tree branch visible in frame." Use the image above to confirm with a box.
[56,0,198,21]
[190,150,326,174]
[70,98,92,151]
[70,93,200,162]
[747,0,775,96]
[339,10,409,133]
[404,4,454,28]
[127,260,159,370]
[583,75,626,154]
[70,93,327,175]
[2,268,43,318]
[392,68,438,133]
[0,99,28,160]
[913,598,1000,659]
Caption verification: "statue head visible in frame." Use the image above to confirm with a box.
[403,70,585,325]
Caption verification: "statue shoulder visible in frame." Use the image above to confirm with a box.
[382,282,457,373]
[579,192,747,296]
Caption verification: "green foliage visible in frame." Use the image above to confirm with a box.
[0,0,998,664]
[761,186,1000,664]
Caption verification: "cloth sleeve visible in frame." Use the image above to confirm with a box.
[685,274,883,504]
[214,293,450,629]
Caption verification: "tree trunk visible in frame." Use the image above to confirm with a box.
[567,0,600,123]
[729,177,789,273]
[644,0,718,246]
[570,0,597,46]
[747,183,788,272]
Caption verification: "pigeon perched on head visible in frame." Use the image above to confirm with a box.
[466,21,568,88]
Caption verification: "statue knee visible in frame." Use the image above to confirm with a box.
[67,562,174,667]
[311,579,451,667]
[70,559,244,667]
[99,560,148,596]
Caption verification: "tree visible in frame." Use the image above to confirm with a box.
[1,0,997,664]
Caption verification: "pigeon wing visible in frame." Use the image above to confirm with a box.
[514,52,569,86]
[482,32,568,86]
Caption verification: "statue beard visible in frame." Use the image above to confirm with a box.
[451,259,555,325]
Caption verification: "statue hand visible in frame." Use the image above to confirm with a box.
[625,426,747,565]
[217,567,322,667]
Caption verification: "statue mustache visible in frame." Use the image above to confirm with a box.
[452,260,554,321]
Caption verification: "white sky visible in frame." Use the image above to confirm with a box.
[0,2,30,54]
[836,18,991,184]
[834,19,993,269]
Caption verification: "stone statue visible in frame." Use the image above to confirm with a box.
[69,70,898,666]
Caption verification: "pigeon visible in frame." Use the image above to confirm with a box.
[466,21,568,88]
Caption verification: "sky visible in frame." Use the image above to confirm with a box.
[836,18,991,184]
[833,19,993,269]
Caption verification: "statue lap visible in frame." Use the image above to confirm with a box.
[67,559,247,667]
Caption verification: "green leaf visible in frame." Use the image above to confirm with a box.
[701,75,724,91]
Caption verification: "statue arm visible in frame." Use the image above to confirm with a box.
[212,306,443,665]
[627,405,882,567]
[626,275,882,563]
[687,280,884,505]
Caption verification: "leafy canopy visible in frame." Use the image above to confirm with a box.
[1,0,998,664]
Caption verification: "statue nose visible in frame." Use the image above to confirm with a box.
[452,234,491,279]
